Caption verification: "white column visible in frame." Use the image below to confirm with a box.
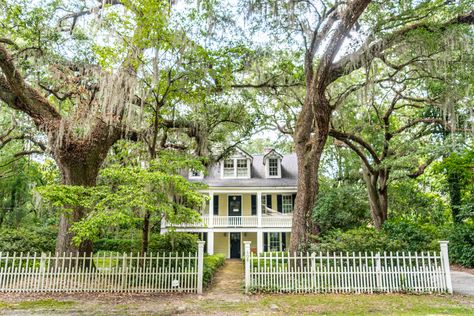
[257,230,263,254]
[207,231,214,255]
[257,191,262,228]
[440,240,453,294]
[197,241,205,294]
[209,192,214,228]
[244,241,251,294]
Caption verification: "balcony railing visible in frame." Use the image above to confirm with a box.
[167,215,292,228]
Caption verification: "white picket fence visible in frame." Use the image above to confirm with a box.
[244,241,453,294]
[0,241,205,293]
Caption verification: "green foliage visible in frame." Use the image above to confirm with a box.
[0,226,56,253]
[383,220,442,251]
[148,232,199,254]
[93,238,140,253]
[310,227,404,253]
[313,182,370,233]
[449,222,474,267]
[203,254,225,286]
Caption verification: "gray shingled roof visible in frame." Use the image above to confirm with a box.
[189,153,298,187]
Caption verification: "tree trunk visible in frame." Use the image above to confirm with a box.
[289,95,332,252]
[447,171,462,223]
[141,210,151,255]
[362,166,389,229]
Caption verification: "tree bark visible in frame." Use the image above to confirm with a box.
[141,210,151,255]
[362,166,388,229]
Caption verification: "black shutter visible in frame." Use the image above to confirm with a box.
[263,233,268,252]
[251,195,257,215]
[281,233,286,251]
[292,193,297,209]
[277,194,283,213]
[213,195,219,215]
[266,194,272,209]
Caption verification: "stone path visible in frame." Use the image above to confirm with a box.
[206,259,244,301]
[452,271,474,296]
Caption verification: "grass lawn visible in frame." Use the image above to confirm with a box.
[0,293,473,315]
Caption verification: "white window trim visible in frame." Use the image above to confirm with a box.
[220,158,251,179]
[265,157,281,178]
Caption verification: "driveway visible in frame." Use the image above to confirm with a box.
[452,271,474,296]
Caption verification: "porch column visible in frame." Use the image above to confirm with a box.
[207,231,214,255]
[257,230,263,254]
[257,191,262,228]
[209,191,214,228]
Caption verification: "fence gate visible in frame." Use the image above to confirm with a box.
[244,241,452,294]
[0,241,205,294]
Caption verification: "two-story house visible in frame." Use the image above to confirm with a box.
[163,148,297,258]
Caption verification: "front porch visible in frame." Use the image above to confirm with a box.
[201,231,291,258]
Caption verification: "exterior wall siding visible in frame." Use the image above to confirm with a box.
[214,232,229,256]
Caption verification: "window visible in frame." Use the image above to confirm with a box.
[269,233,281,251]
[268,158,278,176]
[222,158,250,178]
[282,194,293,213]
[189,169,203,179]
[223,159,234,177]
[236,159,248,177]
[261,195,267,214]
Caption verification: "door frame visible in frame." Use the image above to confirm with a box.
[228,232,241,258]
[227,194,243,217]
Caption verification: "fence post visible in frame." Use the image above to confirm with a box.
[439,241,453,294]
[197,241,205,294]
[375,252,382,290]
[244,241,251,294]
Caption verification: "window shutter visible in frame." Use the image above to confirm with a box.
[213,195,219,215]
[263,233,268,252]
[251,195,257,215]
[277,194,282,213]
[281,232,286,251]
[266,194,272,209]
[292,193,297,209]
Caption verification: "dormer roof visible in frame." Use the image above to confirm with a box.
[263,148,283,164]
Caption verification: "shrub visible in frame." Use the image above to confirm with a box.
[93,238,140,253]
[148,232,199,254]
[383,220,441,251]
[449,222,474,267]
[309,227,404,253]
[0,226,56,253]
[203,254,225,286]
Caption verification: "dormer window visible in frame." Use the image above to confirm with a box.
[189,169,204,179]
[264,149,283,178]
[268,158,279,176]
[221,158,250,178]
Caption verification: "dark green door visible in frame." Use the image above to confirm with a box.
[230,233,241,258]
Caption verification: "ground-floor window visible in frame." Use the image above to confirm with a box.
[269,232,281,251]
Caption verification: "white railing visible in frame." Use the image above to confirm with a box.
[0,242,205,294]
[213,216,258,227]
[167,215,293,228]
[244,241,452,294]
[261,216,293,227]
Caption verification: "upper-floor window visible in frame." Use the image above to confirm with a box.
[268,158,279,176]
[282,194,293,213]
[189,169,204,179]
[223,159,234,177]
[221,158,250,178]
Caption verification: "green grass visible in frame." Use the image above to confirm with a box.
[0,294,472,315]
[0,299,75,310]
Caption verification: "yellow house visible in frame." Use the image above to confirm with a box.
[163,148,296,258]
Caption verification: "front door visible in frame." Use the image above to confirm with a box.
[228,195,242,226]
[230,233,241,258]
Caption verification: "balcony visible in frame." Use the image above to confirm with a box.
[167,215,292,228]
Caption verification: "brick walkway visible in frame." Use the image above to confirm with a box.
[206,259,244,300]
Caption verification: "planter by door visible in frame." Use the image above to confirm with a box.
[230,232,241,258]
